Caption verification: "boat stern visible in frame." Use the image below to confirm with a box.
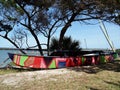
[8,53,14,61]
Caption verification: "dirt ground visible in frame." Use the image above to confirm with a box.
[0,60,120,90]
[0,68,76,86]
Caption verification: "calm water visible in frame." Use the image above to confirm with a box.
[0,49,41,67]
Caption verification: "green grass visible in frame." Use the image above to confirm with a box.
[0,59,120,90]
[0,67,29,75]
[0,68,21,75]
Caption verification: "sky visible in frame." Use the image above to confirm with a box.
[0,20,120,49]
[66,21,120,49]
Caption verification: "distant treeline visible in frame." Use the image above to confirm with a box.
[0,47,120,53]
[0,48,47,51]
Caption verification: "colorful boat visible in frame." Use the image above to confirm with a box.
[8,52,116,69]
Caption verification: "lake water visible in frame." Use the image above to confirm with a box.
[0,49,41,67]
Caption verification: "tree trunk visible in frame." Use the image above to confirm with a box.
[30,30,43,55]
[59,13,77,49]
[47,28,52,56]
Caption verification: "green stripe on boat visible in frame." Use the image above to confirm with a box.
[100,56,106,64]
[48,60,56,68]
[20,56,28,66]
[82,57,85,64]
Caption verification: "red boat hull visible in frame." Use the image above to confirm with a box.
[8,53,115,69]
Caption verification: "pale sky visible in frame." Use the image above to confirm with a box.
[0,20,120,49]
[66,21,120,49]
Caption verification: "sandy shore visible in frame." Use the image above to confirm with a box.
[0,68,75,86]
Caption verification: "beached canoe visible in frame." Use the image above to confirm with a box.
[8,53,116,69]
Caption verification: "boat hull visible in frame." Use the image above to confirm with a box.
[8,53,115,69]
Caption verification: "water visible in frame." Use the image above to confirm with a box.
[0,49,41,67]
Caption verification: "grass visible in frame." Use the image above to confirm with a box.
[0,67,29,75]
[0,59,120,90]
[0,68,19,75]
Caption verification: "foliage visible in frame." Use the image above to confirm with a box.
[0,21,12,32]
[50,36,80,50]
[0,0,120,55]
[57,0,120,44]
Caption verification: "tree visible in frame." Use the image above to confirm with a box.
[50,36,80,50]
[0,21,26,54]
[0,0,64,55]
[0,0,120,55]
[50,36,81,56]
[57,0,120,49]
[0,0,56,55]
[0,0,29,54]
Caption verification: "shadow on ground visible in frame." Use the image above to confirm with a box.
[104,80,120,87]
[67,59,120,74]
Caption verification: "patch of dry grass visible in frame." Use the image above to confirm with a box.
[0,68,28,75]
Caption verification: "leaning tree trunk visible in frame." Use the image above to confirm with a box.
[47,32,51,56]
[59,13,77,50]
